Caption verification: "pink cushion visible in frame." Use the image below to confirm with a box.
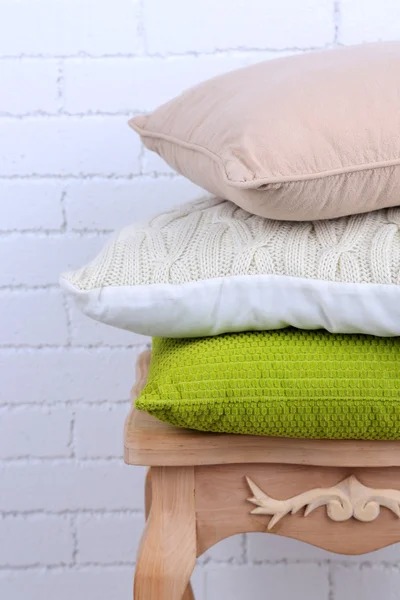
[130,43,400,221]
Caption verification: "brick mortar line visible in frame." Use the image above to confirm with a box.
[137,0,146,54]
[0,510,145,519]
[62,296,73,348]
[0,228,114,234]
[200,560,400,570]
[0,457,128,465]
[0,561,136,571]
[0,111,145,118]
[201,555,245,567]
[0,564,138,573]
[59,189,68,232]
[1,229,134,238]
[0,344,145,350]
[328,561,335,600]
[0,284,60,291]
[0,513,142,522]
[0,400,133,409]
[0,173,177,180]
[0,400,130,412]
[1,456,104,463]
[0,344,139,350]
[68,412,76,460]
[56,59,65,114]
[70,514,78,566]
[241,533,248,564]
[0,508,144,515]
[0,287,62,294]
[333,0,342,44]
[0,230,110,238]
[0,559,398,573]
[0,46,325,60]
[138,141,146,174]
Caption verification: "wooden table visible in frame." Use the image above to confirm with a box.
[125,350,400,599]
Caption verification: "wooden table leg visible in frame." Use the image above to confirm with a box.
[135,466,196,600]
[144,469,152,520]
[181,583,195,600]
[144,469,195,600]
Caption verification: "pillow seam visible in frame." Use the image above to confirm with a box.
[129,119,400,189]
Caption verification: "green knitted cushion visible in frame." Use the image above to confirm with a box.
[136,329,400,440]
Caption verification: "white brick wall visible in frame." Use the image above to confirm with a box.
[1,1,399,598]
[0,515,74,566]
[143,0,334,53]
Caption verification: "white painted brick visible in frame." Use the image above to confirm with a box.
[0,516,73,566]
[248,532,400,564]
[190,567,206,599]
[0,181,64,231]
[248,532,330,561]
[143,148,175,174]
[65,177,205,230]
[0,233,107,286]
[206,564,329,600]
[240,49,301,66]
[347,544,400,563]
[0,348,138,404]
[0,290,68,345]
[0,60,59,114]
[69,301,148,347]
[65,55,256,113]
[0,117,140,176]
[77,513,144,563]
[144,0,334,54]
[63,50,301,115]
[0,463,146,511]
[0,408,72,458]
[332,565,400,600]
[203,534,244,563]
[0,568,134,600]
[341,0,400,44]
[75,405,129,459]
[0,0,141,56]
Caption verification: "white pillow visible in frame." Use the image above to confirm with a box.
[60,198,400,337]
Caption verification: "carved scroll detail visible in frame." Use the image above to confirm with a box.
[246,475,400,530]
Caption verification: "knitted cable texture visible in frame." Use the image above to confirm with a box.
[136,330,400,440]
[64,198,400,290]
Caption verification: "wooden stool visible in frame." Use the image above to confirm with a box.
[124,351,400,599]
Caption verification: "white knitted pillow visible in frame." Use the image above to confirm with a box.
[61,198,400,337]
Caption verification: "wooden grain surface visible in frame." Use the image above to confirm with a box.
[195,464,400,555]
[144,469,195,600]
[134,466,196,599]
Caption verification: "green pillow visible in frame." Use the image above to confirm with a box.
[136,329,400,440]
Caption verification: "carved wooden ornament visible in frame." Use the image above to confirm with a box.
[246,475,400,530]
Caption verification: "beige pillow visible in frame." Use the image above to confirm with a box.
[130,43,400,221]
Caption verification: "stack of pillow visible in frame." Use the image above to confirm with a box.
[61,42,400,441]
